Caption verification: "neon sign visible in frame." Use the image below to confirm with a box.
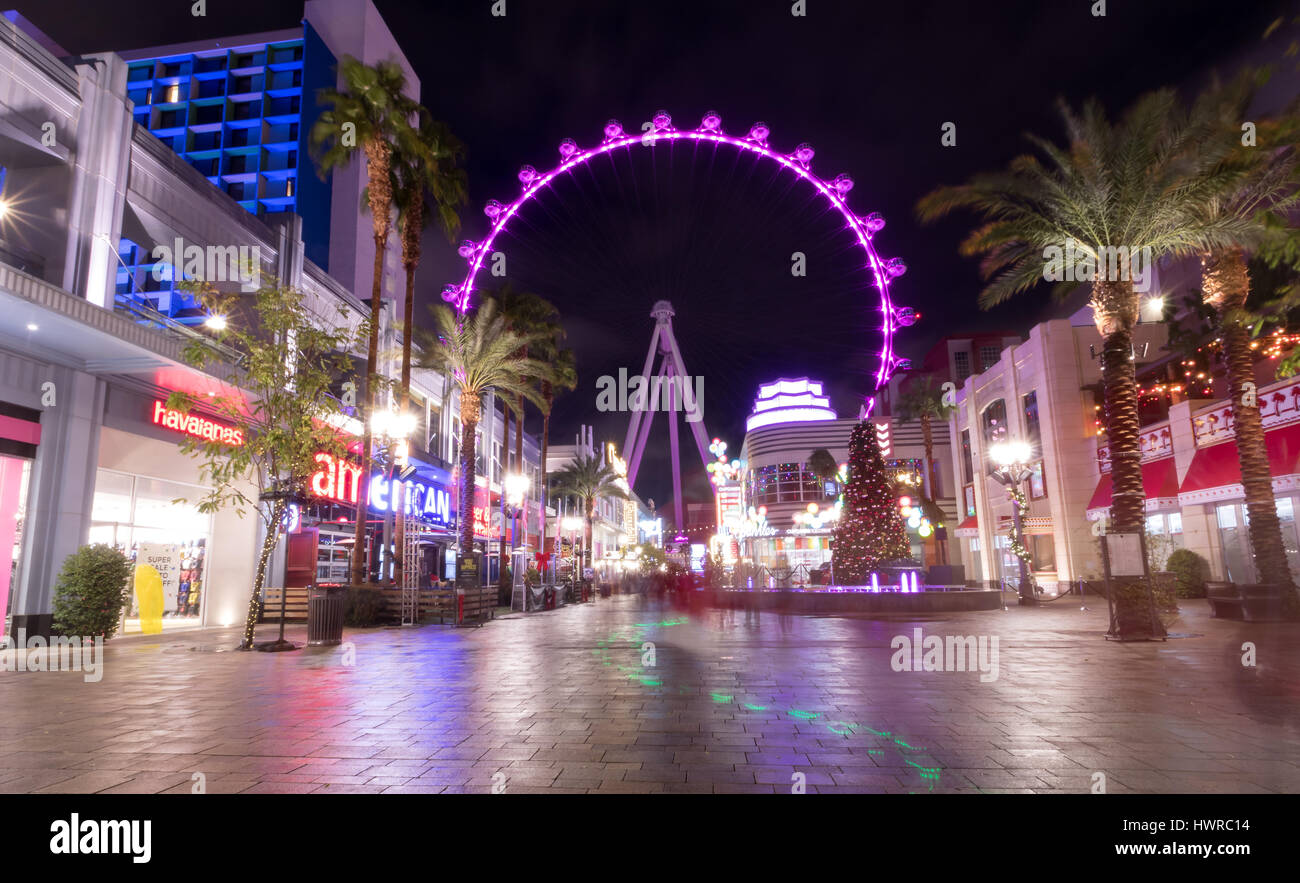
[153,400,244,446]
[308,452,452,524]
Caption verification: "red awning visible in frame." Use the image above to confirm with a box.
[957,515,977,531]
[1179,441,1241,496]
[1088,457,1179,511]
[1266,421,1300,477]
[1088,473,1113,511]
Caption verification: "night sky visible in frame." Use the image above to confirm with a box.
[25,0,1290,511]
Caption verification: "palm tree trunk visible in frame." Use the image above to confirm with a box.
[350,233,386,585]
[1100,325,1145,535]
[458,412,479,554]
[539,398,552,562]
[515,393,526,554]
[394,257,417,588]
[1206,249,1293,586]
[352,137,392,587]
[497,408,511,594]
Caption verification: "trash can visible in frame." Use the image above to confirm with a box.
[307,585,347,646]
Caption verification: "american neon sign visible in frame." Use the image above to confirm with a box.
[153,400,244,446]
[309,452,452,524]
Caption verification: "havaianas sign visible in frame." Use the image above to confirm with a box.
[152,400,245,446]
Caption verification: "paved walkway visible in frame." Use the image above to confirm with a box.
[1,595,1297,793]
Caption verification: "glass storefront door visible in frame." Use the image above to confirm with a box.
[1215,498,1300,584]
[89,469,213,632]
[0,455,31,636]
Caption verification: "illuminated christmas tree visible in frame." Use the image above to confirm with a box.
[832,420,911,584]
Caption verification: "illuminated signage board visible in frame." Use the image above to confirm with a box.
[308,452,452,525]
[153,400,244,446]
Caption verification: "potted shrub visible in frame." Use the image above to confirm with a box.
[1165,549,1209,598]
[51,544,133,639]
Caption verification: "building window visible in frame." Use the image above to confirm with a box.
[954,351,971,381]
[964,485,976,518]
[981,399,1008,474]
[1029,534,1056,572]
[979,345,1001,371]
[1028,461,1046,499]
[1022,390,1040,449]
[960,429,973,485]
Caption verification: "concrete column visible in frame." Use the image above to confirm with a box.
[62,53,132,307]
[1168,400,1225,580]
[11,368,104,637]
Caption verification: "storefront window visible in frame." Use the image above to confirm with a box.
[1029,534,1055,572]
[89,469,213,632]
[1276,497,1300,579]
[0,456,32,634]
[969,537,982,581]
[1216,503,1253,584]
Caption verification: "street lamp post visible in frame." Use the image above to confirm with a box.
[988,439,1037,606]
[504,471,529,606]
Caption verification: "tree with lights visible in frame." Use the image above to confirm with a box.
[832,421,911,584]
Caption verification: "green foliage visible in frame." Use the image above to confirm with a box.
[343,586,387,627]
[51,544,133,638]
[167,283,362,526]
[832,420,912,583]
[894,375,956,425]
[309,56,417,182]
[917,87,1254,311]
[1166,548,1210,598]
[805,448,839,483]
[549,450,631,518]
[415,297,550,416]
[168,282,366,648]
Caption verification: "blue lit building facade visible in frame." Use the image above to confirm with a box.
[114,24,336,326]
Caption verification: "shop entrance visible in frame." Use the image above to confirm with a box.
[0,454,31,637]
[89,468,214,633]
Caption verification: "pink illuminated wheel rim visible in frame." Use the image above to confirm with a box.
[445,110,913,389]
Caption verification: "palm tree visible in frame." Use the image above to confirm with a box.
[415,298,547,555]
[549,450,630,571]
[805,448,840,495]
[917,89,1245,541]
[537,347,578,562]
[310,56,419,584]
[1186,72,1300,589]
[389,111,467,582]
[495,286,562,586]
[894,376,957,499]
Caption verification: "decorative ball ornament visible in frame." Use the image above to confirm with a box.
[831,173,855,196]
[517,165,537,186]
[746,122,771,146]
[603,120,624,142]
[862,211,886,233]
[652,110,673,132]
[894,306,918,327]
[885,257,908,278]
[558,138,578,160]
[457,240,478,259]
[699,110,723,133]
[792,142,816,168]
[484,199,504,220]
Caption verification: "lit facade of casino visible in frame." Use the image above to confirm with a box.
[736,378,956,580]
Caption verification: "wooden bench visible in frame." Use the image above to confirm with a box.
[261,587,308,622]
[1207,582,1289,622]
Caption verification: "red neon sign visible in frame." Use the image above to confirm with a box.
[309,452,364,505]
[153,400,244,446]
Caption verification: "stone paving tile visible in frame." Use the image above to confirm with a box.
[0,598,1297,794]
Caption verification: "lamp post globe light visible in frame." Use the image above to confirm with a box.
[988,439,1037,606]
